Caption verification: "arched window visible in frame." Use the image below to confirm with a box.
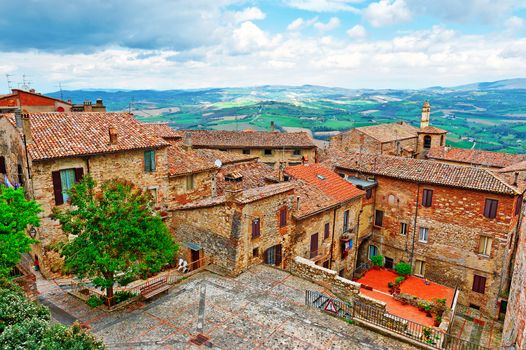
[56,106,65,112]
[423,135,432,149]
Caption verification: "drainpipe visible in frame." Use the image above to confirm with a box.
[351,207,363,279]
[409,183,421,266]
[329,206,337,270]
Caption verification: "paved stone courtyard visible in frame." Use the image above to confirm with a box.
[450,304,503,349]
[37,265,417,349]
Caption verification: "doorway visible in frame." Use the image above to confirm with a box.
[190,249,201,270]
[264,244,283,267]
[384,257,394,269]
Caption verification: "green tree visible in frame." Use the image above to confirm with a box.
[53,176,178,304]
[0,185,41,277]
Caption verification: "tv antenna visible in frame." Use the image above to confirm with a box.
[5,74,13,92]
[20,74,31,91]
[57,82,64,100]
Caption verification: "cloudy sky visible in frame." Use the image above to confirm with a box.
[1,0,525,92]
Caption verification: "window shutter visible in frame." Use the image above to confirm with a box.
[275,244,282,265]
[52,171,64,205]
[279,208,287,227]
[144,151,151,171]
[491,200,498,218]
[74,168,84,182]
[0,156,5,174]
[151,151,156,171]
[324,223,330,239]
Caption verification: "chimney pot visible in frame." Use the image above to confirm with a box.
[183,132,192,149]
[21,113,32,144]
[514,172,519,186]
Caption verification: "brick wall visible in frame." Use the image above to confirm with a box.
[340,171,518,316]
[503,210,526,349]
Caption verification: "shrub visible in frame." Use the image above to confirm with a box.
[0,288,50,333]
[394,262,412,275]
[370,255,384,267]
[86,295,104,308]
[114,290,136,304]
[434,298,446,305]
[395,276,405,285]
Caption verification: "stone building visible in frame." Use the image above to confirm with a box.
[329,101,447,158]
[181,129,317,168]
[0,113,28,188]
[322,150,525,317]
[284,164,364,278]
[502,206,526,349]
[427,146,526,169]
[0,112,171,276]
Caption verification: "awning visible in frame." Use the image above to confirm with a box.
[346,176,377,189]
[184,242,202,251]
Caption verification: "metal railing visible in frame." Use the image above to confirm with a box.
[305,290,491,350]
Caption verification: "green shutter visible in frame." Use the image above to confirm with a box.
[150,150,156,171]
[144,150,152,172]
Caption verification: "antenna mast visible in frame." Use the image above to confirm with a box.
[5,74,13,92]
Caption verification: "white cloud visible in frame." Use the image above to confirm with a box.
[233,7,266,23]
[314,17,341,31]
[505,16,525,32]
[284,0,361,13]
[287,18,305,31]
[346,24,367,39]
[230,21,280,54]
[364,0,411,27]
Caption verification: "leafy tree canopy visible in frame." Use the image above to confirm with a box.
[53,176,178,302]
[0,185,41,277]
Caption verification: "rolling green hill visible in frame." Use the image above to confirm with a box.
[47,80,526,154]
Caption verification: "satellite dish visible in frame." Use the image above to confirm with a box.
[214,159,222,168]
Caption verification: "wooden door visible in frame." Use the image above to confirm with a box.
[310,233,319,258]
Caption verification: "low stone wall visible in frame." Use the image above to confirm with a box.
[289,256,360,299]
[356,293,387,310]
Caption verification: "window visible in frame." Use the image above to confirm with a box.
[324,223,330,239]
[264,149,272,155]
[17,164,23,186]
[374,210,384,227]
[419,227,429,243]
[472,275,486,294]
[0,156,5,174]
[368,245,378,258]
[144,150,156,172]
[279,207,287,227]
[423,135,432,149]
[484,199,498,219]
[51,168,84,205]
[478,236,492,256]
[400,222,407,236]
[422,189,433,207]
[252,247,259,257]
[415,260,425,276]
[388,194,396,205]
[365,188,372,199]
[186,174,194,191]
[252,218,261,239]
[310,233,319,258]
[343,210,349,232]
[293,149,301,156]
[242,149,250,155]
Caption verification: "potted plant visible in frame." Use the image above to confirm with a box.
[424,304,432,317]
[387,282,394,293]
[418,301,427,311]
[434,315,442,327]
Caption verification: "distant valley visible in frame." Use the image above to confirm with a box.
[47,78,526,154]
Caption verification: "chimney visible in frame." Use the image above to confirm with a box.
[183,132,192,150]
[225,182,242,203]
[29,88,36,93]
[15,109,22,128]
[83,100,92,112]
[21,113,32,144]
[270,121,275,132]
[109,126,118,145]
[514,172,519,186]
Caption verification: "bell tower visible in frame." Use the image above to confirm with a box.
[420,101,430,129]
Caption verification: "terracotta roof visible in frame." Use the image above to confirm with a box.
[355,122,420,143]
[285,163,363,203]
[176,182,294,209]
[141,122,182,139]
[290,180,340,219]
[418,126,448,134]
[184,130,316,149]
[427,146,526,168]
[6,112,169,161]
[324,150,520,195]
[216,161,277,195]
[167,144,215,176]
[167,143,259,177]
[498,161,526,173]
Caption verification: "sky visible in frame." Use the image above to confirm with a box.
[0,0,525,92]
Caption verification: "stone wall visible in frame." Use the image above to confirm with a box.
[289,256,360,299]
[203,147,316,168]
[168,171,212,206]
[502,209,526,349]
[0,117,29,189]
[338,171,519,316]
[329,129,381,154]
[292,198,362,279]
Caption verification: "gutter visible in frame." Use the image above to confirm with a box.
[409,182,421,265]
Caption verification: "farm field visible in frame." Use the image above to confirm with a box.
[49,84,526,154]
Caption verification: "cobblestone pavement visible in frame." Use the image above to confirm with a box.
[450,305,502,349]
[37,266,417,350]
